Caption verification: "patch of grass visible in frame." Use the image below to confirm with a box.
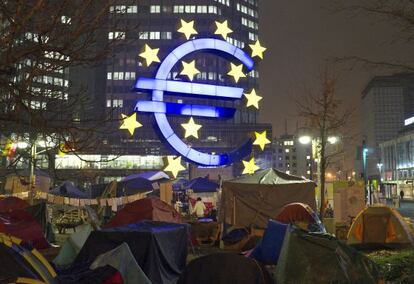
[366,250,414,283]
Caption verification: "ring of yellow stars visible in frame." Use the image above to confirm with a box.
[249,40,267,59]
[178,19,198,40]
[139,44,160,66]
[164,156,186,178]
[228,63,246,83]
[120,113,142,136]
[244,89,263,109]
[253,131,271,151]
[242,157,260,175]
[181,117,202,139]
[214,20,233,39]
[180,60,200,81]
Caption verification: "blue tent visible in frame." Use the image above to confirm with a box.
[117,177,156,196]
[50,181,87,198]
[249,220,288,264]
[173,179,189,191]
[121,171,169,182]
[184,177,218,193]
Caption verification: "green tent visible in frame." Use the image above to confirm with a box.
[275,229,382,284]
[53,224,93,267]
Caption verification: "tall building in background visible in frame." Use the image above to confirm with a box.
[361,73,414,180]
[272,134,312,178]
[55,0,272,185]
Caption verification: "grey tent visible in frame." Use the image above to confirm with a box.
[220,168,316,228]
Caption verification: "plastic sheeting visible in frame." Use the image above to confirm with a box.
[76,221,189,284]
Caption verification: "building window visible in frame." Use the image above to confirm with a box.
[108,31,125,40]
[149,31,160,40]
[127,6,138,13]
[150,5,161,13]
[285,149,290,153]
[161,32,172,39]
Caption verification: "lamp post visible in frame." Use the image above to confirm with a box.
[362,141,369,204]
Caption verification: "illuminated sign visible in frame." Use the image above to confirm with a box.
[134,38,254,166]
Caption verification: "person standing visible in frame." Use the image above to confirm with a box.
[400,190,405,200]
[192,197,206,218]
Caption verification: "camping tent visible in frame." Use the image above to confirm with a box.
[4,170,50,193]
[178,253,273,284]
[105,197,182,228]
[121,171,169,182]
[220,168,316,228]
[76,221,189,284]
[0,197,29,212]
[0,233,56,283]
[347,205,414,249]
[275,202,325,232]
[117,178,156,196]
[0,209,50,249]
[50,181,87,198]
[275,228,381,284]
[185,177,219,207]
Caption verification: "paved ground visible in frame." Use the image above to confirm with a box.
[397,200,414,222]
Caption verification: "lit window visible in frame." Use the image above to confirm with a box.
[286,170,290,175]
[149,31,160,40]
[127,6,138,13]
[139,32,149,39]
[306,155,311,160]
[150,5,161,13]
[107,72,112,80]
[285,149,290,153]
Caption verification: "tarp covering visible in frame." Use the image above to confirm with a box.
[56,264,121,284]
[54,224,94,267]
[220,168,316,228]
[90,243,151,284]
[250,220,288,264]
[347,205,414,249]
[50,181,87,198]
[117,178,156,196]
[0,209,49,249]
[105,197,182,228]
[184,177,218,193]
[0,233,56,283]
[122,171,169,182]
[178,253,274,284]
[275,202,326,232]
[76,221,189,284]
[274,229,381,284]
[0,197,29,212]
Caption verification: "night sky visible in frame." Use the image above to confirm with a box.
[259,1,412,138]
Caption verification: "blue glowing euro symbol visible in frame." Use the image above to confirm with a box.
[134,38,254,166]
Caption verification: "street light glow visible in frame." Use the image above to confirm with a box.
[298,135,311,145]
[328,136,338,144]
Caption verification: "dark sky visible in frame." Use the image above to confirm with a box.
[258,1,411,138]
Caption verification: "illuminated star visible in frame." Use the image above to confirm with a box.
[253,131,271,151]
[244,89,262,109]
[249,40,267,59]
[139,44,160,66]
[120,113,142,136]
[228,63,246,83]
[180,60,200,81]
[214,20,233,39]
[178,19,198,40]
[181,117,202,139]
[164,156,186,178]
[242,157,260,175]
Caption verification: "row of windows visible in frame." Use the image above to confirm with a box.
[108,31,125,40]
[173,5,219,14]
[33,75,68,87]
[150,5,161,13]
[139,31,172,40]
[107,99,124,108]
[107,72,136,81]
[44,51,70,61]
[248,32,258,41]
[242,0,257,6]
[31,87,68,100]
[236,3,258,18]
[214,0,231,7]
[242,17,258,30]
[109,5,138,14]
[226,37,245,49]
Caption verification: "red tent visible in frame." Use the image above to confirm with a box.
[0,209,49,249]
[105,197,182,229]
[0,197,29,213]
[275,203,316,224]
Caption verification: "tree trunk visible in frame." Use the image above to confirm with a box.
[319,162,326,221]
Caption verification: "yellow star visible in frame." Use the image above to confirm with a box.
[164,156,186,178]
[120,113,142,136]
[242,157,260,175]
[178,19,198,40]
[244,89,263,109]
[181,117,202,139]
[180,60,200,81]
[139,44,160,66]
[253,131,271,151]
[249,40,267,59]
[228,63,246,83]
[214,20,233,39]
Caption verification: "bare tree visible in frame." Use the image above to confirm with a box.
[332,0,414,71]
[0,1,133,179]
[297,70,351,219]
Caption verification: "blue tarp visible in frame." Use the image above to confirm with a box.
[121,171,169,182]
[117,177,155,196]
[250,220,288,264]
[184,177,218,193]
[50,181,87,198]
